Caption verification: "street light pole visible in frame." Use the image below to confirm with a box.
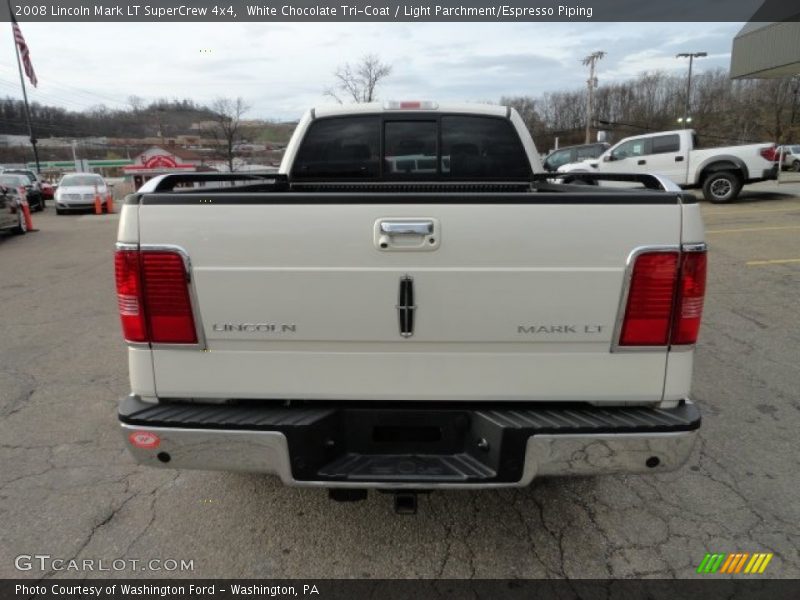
[582,51,606,144]
[676,52,707,123]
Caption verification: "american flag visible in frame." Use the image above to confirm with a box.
[11,14,37,88]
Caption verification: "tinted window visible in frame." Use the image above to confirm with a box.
[576,144,607,160]
[384,121,437,176]
[293,117,380,179]
[442,116,530,178]
[292,114,531,180]
[651,134,680,154]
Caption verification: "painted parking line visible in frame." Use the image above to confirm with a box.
[704,206,800,216]
[706,225,800,235]
[746,258,800,266]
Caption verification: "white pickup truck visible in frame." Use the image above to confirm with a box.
[115,102,706,510]
[558,129,777,203]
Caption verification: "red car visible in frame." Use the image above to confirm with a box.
[41,181,55,200]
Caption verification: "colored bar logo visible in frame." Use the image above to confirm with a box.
[697,552,773,574]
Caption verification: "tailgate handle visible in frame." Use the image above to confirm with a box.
[380,221,433,236]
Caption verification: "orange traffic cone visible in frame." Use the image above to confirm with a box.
[94,185,102,215]
[19,186,35,231]
[105,190,114,213]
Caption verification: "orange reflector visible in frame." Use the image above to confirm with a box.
[129,431,160,449]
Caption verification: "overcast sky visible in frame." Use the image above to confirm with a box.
[0,22,743,122]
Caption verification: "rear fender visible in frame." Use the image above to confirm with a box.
[696,156,748,183]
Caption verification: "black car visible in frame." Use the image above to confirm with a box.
[0,185,26,235]
[0,173,44,211]
[542,142,610,172]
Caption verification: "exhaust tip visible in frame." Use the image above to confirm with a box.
[646,456,660,468]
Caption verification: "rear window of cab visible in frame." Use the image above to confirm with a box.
[292,115,532,180]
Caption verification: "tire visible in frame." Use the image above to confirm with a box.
[702,171,742,203]
[12,209,27,235]
[793,160,800,173]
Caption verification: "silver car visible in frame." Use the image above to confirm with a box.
[54,173,109,214]
[777,145,800,172]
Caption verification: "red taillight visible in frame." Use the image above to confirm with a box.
[115,250,147,342]
[619,252,679,346]
[618,248,707,347]
[114,249,197,344]
[760,146,777,162]
[141,252,197,343]
[671,251,707,345]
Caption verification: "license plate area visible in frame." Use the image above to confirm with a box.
[287,408,521,483]
[347,410,467,455]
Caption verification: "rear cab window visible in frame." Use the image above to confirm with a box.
[292,114,531,180]
[292,116,381,179]
[385,121,437,176]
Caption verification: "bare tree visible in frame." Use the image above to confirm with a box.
[128,95,145,113]
[324,54,392,103]
[205,97,250,172]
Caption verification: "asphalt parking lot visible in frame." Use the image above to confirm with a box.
[1,183,798,580]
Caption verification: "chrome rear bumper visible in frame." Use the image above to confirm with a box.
[119,396,700,489]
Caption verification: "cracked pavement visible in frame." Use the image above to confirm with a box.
[1,185,798,579]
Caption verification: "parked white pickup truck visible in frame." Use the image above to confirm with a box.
[116,102,706,510]
[558,129,777,203]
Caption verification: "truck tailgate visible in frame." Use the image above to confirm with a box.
[135,196,682,403]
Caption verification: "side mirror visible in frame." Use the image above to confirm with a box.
[603,155,614,162]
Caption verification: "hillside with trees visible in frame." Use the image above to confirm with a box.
[0,97,296,165]
[0,98,221,139]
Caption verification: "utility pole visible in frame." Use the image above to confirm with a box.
[676,52,707,124]
[582,51,606,144]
